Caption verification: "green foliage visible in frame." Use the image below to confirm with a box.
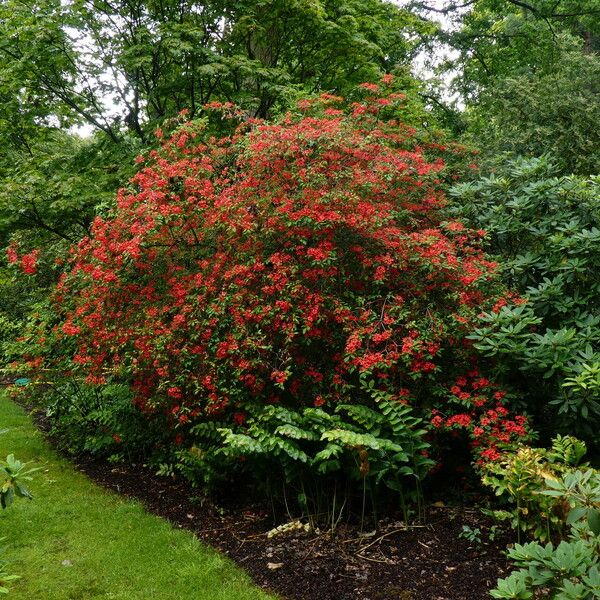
[487,439,600,598]
[458,523,500,547]
[180,381,433,521]
[0,131,140,246]
[0,453,38,510]
[0,0,426,136]
[441,1,600,97]
[413,1,600,172]
[542,470,600,535]
[482,436,590,542]
[550,435,588,468]
[0,429,39,594]
[491,540,600,599]
[483,447,559,542]
[40,382,166,462]
[225,386,433,486]
[459,524,482,545]
[466,49,600,175]
[451,157,600,442]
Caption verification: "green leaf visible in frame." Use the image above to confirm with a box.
[587,508,600,535]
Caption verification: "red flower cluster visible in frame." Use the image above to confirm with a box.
[6,242,39,275]
[40,79,512,454]
[430,371,531,465]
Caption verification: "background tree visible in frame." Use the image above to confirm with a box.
[0,0,429,139]
[465,46,600,174]
[0,0,432,270]
[409,0,600,173]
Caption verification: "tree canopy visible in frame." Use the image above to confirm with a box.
[0,0,429,143]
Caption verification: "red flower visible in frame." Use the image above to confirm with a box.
[167,387,182,399]
[6,243,18,265]
[233,412,246,425]
[21,250,40,275]
[446,414,472,428]
[62,321,81,336]
[480,447,501,462]
[270,370,287,385]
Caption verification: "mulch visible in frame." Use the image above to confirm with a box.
[23,401,513,600]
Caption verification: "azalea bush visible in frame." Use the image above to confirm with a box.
[16,80,529,505]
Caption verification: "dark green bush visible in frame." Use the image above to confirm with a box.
[451,156,600,443]
[41,382,168,463]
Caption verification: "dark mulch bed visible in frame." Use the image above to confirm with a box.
[23,401,513,600]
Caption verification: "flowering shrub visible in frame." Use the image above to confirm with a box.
[26,80,528,487]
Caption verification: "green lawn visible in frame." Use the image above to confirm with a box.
[0,396,274,600]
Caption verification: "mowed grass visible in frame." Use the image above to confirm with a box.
[0,395,274,600]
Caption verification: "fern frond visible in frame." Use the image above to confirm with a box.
[336,404,384,433]
[275,424,320,441]
[217,429,264,456]
[321,429,382,450]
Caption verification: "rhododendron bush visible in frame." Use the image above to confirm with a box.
[26,81,530,480]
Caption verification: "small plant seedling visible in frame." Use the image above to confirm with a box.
[459,525,482,546]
